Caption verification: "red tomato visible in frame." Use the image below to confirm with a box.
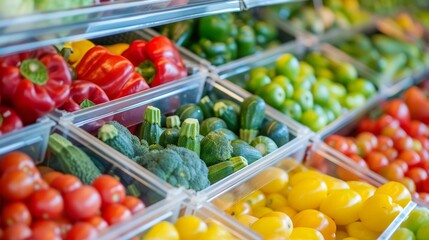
[381,126,406,140]
[85,216,108,232]
[378,164,404,181]
[102,204,132,225]
[365,151,389,172]
[0,152,35,176]
[418,149,429,162]
[31,220,61,240]
[92,175,126,206]
[376,136,394,151]
[358,118,378,134]
[357,132,378,149]
[383,99,411,127]
[413,139,423,152]
[51,175,82,193]
[122,196,146,214]
[345,138,358,156]
[391,159,409,173]
[394,136,414,152]
[3,223,32,240]
[356,140,372,157]
[399,150,422,169]
[381,147,399,161]
[400,177,416,193]
[43,172,63,185]
[65,222,98,240]
[377,114,400,129]
[405,120,428,137]
[421,178,429,193]
[406,167,428,191]
[325,135,348,154]
[33,179,49,191]
[0,169,34,201]
[55,216,72,238]
[27,188,64,220]
[64,186,101,221]
[416,136,429,150]
[420,160,429,175]
[1,202,31,226]
[418,192,429,202]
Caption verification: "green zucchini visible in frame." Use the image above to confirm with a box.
[250,136,278,156]
[199,96,215,119]
[174,103,204,123]
[213,128,238,141]
[200,117,227,136]
[166,115,181,129]
[217,99,241,114]
[178,118,201,156]
[139,106,163,145]
[231,139,263,164]
[207,156,248,184]
[159,128,179,147]
[260,120,290,147]
[201,131,233,166]
[97,124,135,159]
[240,96,266,143]
[48,134,101,185]
[213,102,239,132]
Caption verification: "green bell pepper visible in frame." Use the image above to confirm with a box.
[199,13,234,42]
[236,25,256,58]
[254,21,278,47]
[158,20,195,46]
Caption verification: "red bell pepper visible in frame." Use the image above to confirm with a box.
[112,72,150,100]
[0,46,72,124]
[76,46,135,99]
[59,80,110,112]
[122,36,187,87]
[0,106,24,136]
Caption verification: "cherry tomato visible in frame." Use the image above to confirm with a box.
[320,189,362,225]
[378,164,404,181]
[376,136,393,151]
[405,120,428,137]
[122,196,145,214]
[64,186,101,221]
[418,192,429,202]
[31,220,61,240]
[92,175,126,205]
[325,135,348,154]
[288,178,328,211]
[28,188,64,220]
[381,147,399,161]
[102,204,132,225]
[391,159,409,173]
[359,193,402,232]
[226,201,252,217]
[37,166,55,176]
[0,151,35,175]
[377,114,400,129]
[336,154,368,181]
[241,190,266,209]
[407,167,428,191]
[292,209,336,240]
[394,136,414,152]
[65,222,98,240]
[420,160,429,175]
[383,99,410,127]
[85,216,108,232]
[416,136,429,150]
[399,150,422,169]
[1,202,31,226]
[357,132,378,149]
[3,223,32,240]
[399,177,416,193]
[365,151,389,172]
[358,118,378,134]
[0,169,34,200]
[51,175,82,193]
[418,149,429,162]
[33,178,49,191]
[356,140,372,157]
[345,138,358,156]
[421,177,429,193]
[55,216,72,238]
[381,126,406,140]
[43,172,63,185]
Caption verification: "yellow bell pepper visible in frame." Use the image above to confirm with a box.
[104,43,130,56]
[64,39,95,66]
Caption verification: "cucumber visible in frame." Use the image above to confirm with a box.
[250,136,278,156]
[240,96,266,143]
[214,102,239,132]
[159,128,180,147]
[175,103,204,123]
[199,96,215,119]
[200,117,227,136]
[213,128,238,141]
[260,120,290,147]
[231,139,263,164]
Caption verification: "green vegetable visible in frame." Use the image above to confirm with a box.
[213,102,239,132]
[0,0,33,18]
[200,117,227,136]
[97,124,135,159]
[254,21,278,47]
[159,128,179,147]
[240,96,266,143]
[178,118,201,156]
[207,156,248,184]
[174,103,204,123]
[231,139,262,164]
[199,13,234,42]
[200,131,233,166]
[48,133,101,184]
[107,121,133,140]
[260,120,290,147]
[135,145,210,191]
[166,115,181,129]
[236,25,257,58]
[139,106,163,145]
[149,144,164,151]
[199,96,215,119]
[158,20,195,46]
[213,128,238,141]
[131,135,149,158]
[35,0,92,12]
[217,99,241,114]
[250,136,278,156]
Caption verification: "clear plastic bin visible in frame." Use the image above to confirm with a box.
[0,117,55,164]
[215,41,381,138]
[46,123,180,240]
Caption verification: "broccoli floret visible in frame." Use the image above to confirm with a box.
[131,135,149,158]
[135,145,210,191]
[107,121,133,140]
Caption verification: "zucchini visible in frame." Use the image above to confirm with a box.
[106,121,133,140]
[166,115,181,129]
[97,124,135,159]
[139,106,163,145]
[213,128,238,141]
[174,103,204,123]
[201,131,233,166]
[213,102,239,132]
[217,99,241,114]
[250,136,278,156]
[231,139,263,164]
[199,96,215,119]
[207,156,248,184]
[260,120,290,147]
[48,134,101,184]
[200,117,227,136]
[159,128,179,147]
[178,118,201,156]
[240,96,266,143]
[161,114,167,128]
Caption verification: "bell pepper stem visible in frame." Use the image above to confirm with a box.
[20,59,48,85]
[0,114,3,126]
[60,47,73,62]
[135,60,156,85]
[80,99,95,109]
